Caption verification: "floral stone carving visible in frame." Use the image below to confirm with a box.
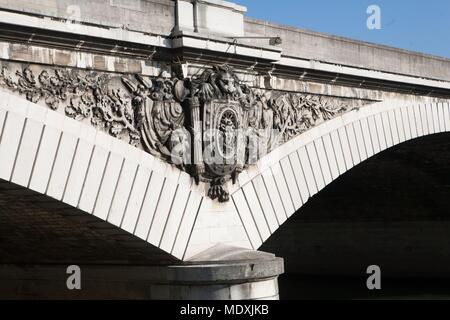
[0,64,358,202]
[0,66,141,143]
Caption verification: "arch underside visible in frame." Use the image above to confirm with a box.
[229,99,450,250]
[261,131,450,281]
[0,179,178,265]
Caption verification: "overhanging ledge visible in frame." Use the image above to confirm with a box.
[0,8,449,98]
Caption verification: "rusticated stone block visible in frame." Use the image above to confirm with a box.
[9,44,33,62]
[53,51,73,66]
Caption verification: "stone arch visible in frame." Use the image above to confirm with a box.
[0,91,202,260]
[2,90,450,262]
[228,99,450,250]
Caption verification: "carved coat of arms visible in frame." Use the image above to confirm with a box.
[122,65,256,202]
[119,65,349,202]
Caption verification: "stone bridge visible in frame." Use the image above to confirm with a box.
[0,0,449,299]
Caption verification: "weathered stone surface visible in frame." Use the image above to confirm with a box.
[244,17,450,82]
[0,264,281,300]
[0,0,176,36]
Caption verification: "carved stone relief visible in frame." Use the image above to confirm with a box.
[0,66,141,144]
[0,63,367,202]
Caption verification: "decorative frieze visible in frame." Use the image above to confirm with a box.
[0,66,142,144]
[0,63,365,201]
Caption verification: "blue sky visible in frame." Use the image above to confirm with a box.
[237,0,450,58]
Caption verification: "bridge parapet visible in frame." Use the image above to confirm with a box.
[0,0,449,90]
[245,17,450,83]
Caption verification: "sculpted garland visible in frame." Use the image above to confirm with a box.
[0,65,351,202]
